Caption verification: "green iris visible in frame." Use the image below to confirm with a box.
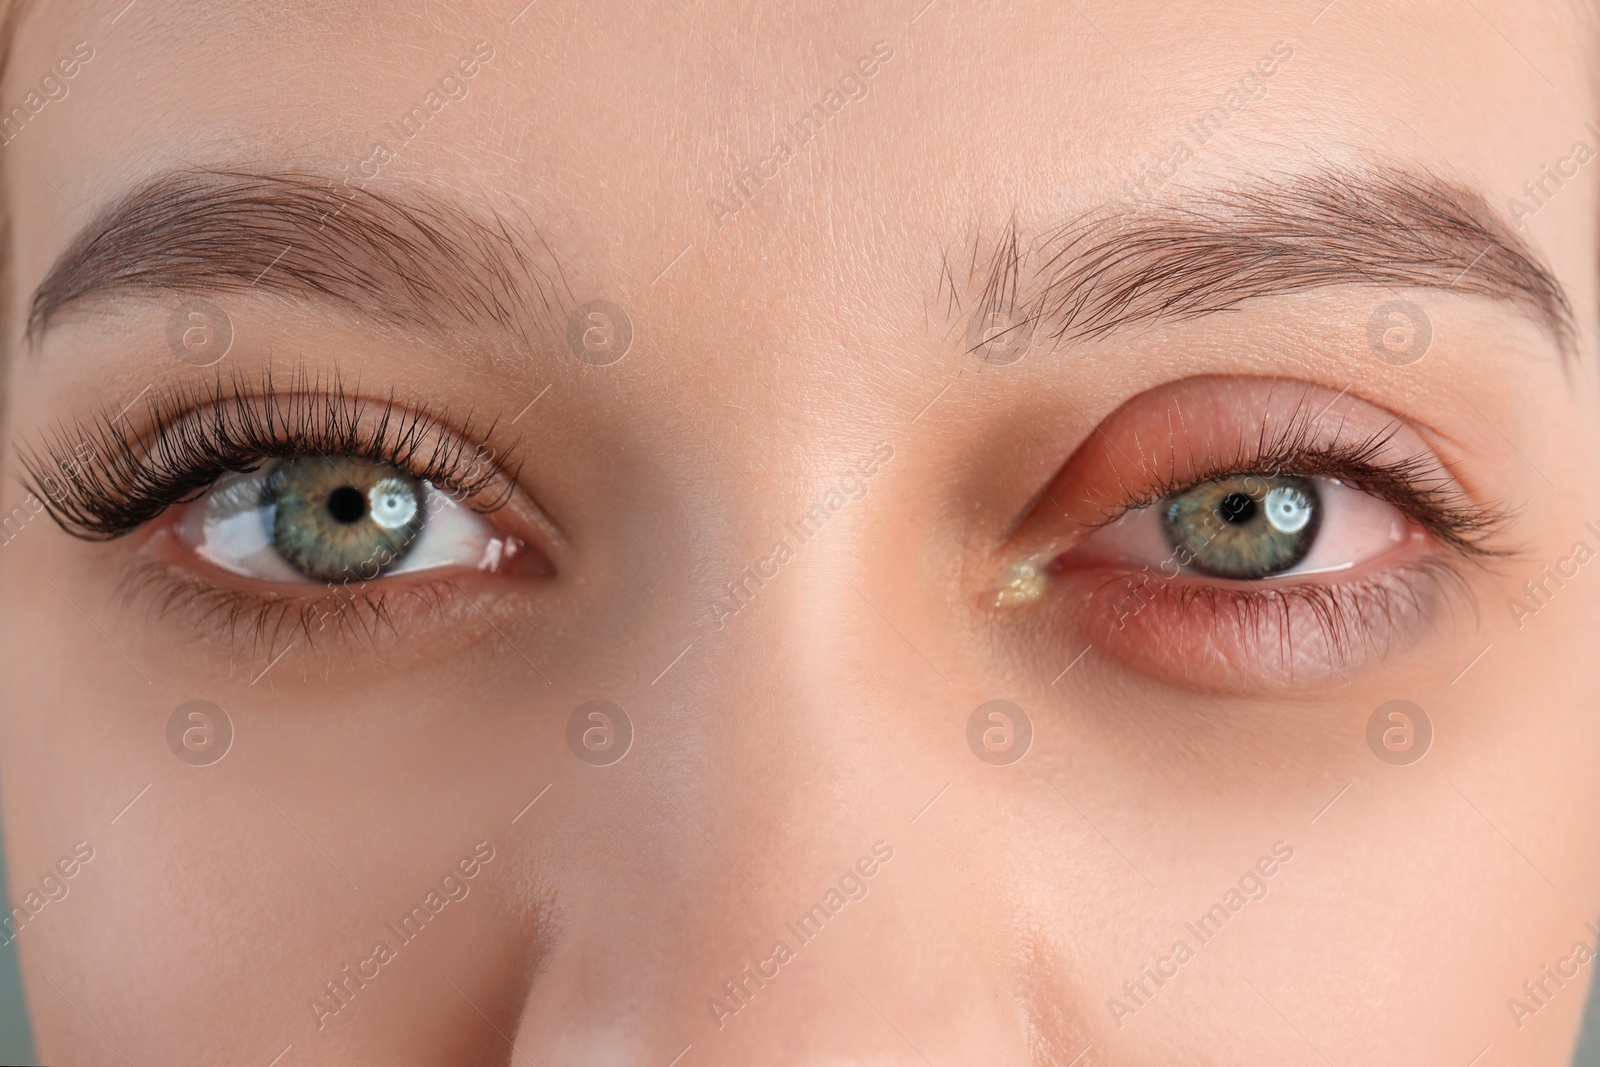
[1161,474,1320,579]
[266,457,425,581]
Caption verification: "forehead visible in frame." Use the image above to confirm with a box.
[0,0,1591,360]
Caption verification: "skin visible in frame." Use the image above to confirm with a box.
[1,0,1598,1064]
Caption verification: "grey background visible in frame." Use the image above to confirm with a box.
[1582,991,1600,1067]
[0,836,33,1061]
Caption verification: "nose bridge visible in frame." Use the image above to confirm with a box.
[676,429,910,770]
[704,440,895,628]
[502,453,1039,1061]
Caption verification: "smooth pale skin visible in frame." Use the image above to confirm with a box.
[1,1,1598,1064]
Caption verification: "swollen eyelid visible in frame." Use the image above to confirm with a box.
[989,376,1509,689]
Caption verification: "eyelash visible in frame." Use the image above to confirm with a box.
[1042,401,1515,683]
[21,373,528,659]
[1079,406,1511,561]
[23,371,517,541]
[23,377,1509,678]
[118,553,466,665]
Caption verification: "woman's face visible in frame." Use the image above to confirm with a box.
[2,0,1599,1063]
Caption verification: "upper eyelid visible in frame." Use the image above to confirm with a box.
[21,374,556,546]
[1059,426,1510,562]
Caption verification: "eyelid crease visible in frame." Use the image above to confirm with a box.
[20,369,535,544]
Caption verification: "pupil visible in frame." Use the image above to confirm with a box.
[326,486,367,524]
[1219,492,1255,525]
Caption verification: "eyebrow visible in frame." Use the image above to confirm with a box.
[30,165,1575,362]
[27,168,572,345]
[950,167,1576,356]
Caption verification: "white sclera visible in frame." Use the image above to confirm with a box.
[174,464,500,582]
[1066,476,1412,578]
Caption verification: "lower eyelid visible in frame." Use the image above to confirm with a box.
[1049,557,1474,693]
[1028,476,1472,690]
[112,549,540,667]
